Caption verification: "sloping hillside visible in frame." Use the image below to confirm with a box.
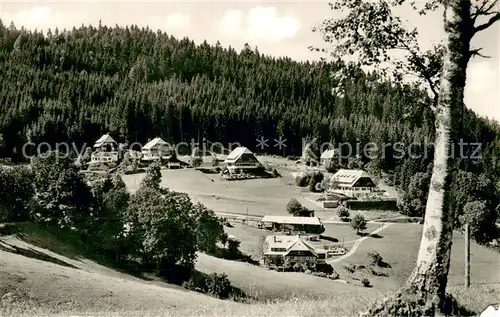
[1,222,499,317]
[0,223,234,316]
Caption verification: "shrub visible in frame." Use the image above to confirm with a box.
[361,278,371,287]
[308,176,317,192]
[204,273,232,299]
[308,171,324,193]
[286,198,314,217]
[183,272,232,299]
[286,198,304,215]
[371,268,388,277]
[142,160,162,189]
[325,160,340,173]
[367,251,383,266]
[343,263,356,274]
[292,263,304,272]
[192,157,203,168]
[212,157,219,167]
[337,207,350,220]
[315,182,323,192]
[227,238,241,259]
[316,263,335,274]
[295,173,311,187]
[351,214,368,235]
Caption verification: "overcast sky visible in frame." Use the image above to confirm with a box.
[1,0,499,122]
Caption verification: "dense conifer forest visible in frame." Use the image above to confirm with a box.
[1,20,440,156]
[0,20,499,241]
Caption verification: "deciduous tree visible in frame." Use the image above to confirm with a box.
[315,0,500,313]
[351,214,367,235]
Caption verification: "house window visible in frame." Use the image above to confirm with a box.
[271,247,286,252]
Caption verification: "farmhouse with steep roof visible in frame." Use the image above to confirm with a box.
[262,235,326,268]
[142,137,171,161]
[328,169,376,197]
[223,146,261,172]
[91,133,119,163]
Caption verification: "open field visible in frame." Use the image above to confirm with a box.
[121,154,406,223]
[121,165,401,222]
[336,223,500,291]
[122,168,326,217]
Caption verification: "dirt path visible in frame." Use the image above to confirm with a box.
[326,223,392,264]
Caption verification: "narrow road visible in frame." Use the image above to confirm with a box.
[326,223,393,264]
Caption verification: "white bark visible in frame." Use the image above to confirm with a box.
[405,0,471,301]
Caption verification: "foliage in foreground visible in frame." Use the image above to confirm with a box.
[0,154,228,289]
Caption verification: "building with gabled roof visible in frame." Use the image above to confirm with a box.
[223,146,261,172]
[328,168,376,197]
[262,235,326,268]
[260,215,324,234]
[93,133,117,149]
[320,148,339,168]
[91,133,119,163]
[141,137,171,161]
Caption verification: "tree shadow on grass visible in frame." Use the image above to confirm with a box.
[357,232,383,239]
[0,240,79,269]
[2,222,156,282]
[378,260,391,268]
[319,235,339,242]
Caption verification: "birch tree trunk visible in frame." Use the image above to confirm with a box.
[405,0,471,305]
[364,1,472,315]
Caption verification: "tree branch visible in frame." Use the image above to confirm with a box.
[469,47,491,58]
[380,25,440,102]
[471,0,498,21]
[473,12,500,35]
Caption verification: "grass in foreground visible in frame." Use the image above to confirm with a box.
[1,221,498,317]
[336,223,500,291]
[3,285,498,317]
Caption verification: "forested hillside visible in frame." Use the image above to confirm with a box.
[1,21,437,156]
[0,20,499,242]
